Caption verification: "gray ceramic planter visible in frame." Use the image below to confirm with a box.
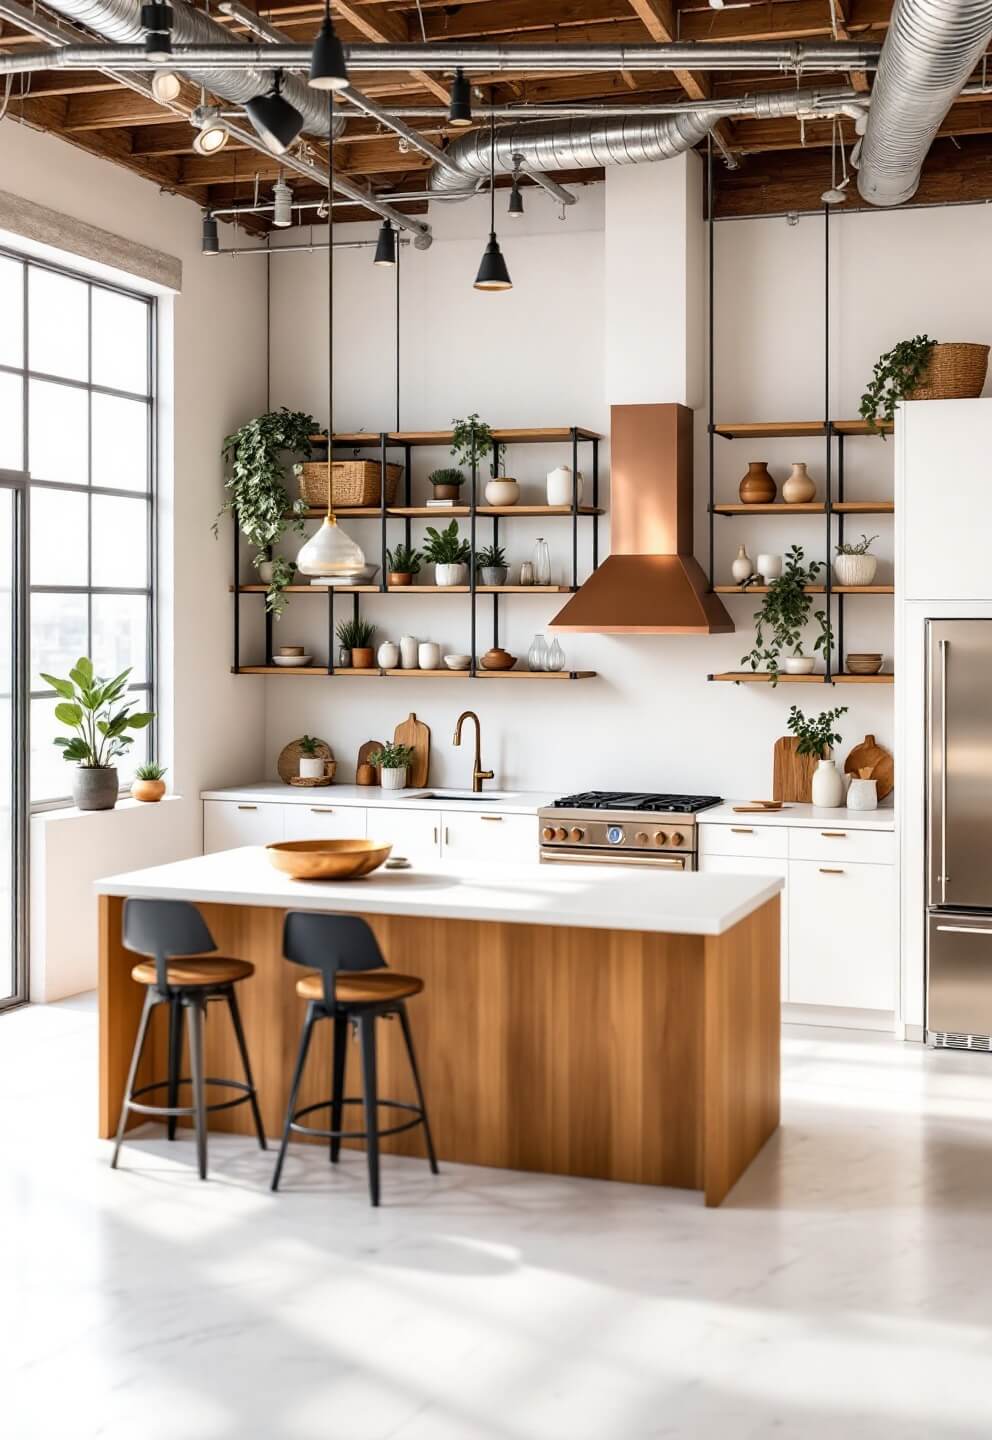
[480,566,508,586]
[72,766,119,811]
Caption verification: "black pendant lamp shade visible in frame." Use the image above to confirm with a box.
[474,112,512,291]
[245,71,304,155]
[374,220,397,266]
[309,3,349,92]
[201,212,219,254]
[448,69,472,127]
[507,179,524,217]
[140,0,172,57]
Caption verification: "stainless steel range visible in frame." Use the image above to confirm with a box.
[538,791,722,870]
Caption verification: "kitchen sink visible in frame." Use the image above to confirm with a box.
[399,789,520,803]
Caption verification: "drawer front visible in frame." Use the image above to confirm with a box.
[281,803,367,842]
[701,853,789,999]
[442,811,537,863]
[788,859,896,1011]
[789,826,894,865]
[698,822,788,860]
[203,800,283,854]
[373,807,442,864]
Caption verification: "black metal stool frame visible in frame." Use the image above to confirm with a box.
[112,899,267,1179]
[271,912,438,1206]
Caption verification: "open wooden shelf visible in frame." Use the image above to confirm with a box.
[287,505,603,520]
[833,500,895,514]
[713,419,892,439]
[313,427,602,447]
[234,665,330,676]
[232,584,380,594]
[709,671,894,685]
[234,583,570,596]
[713,500,894,517]
[236,666,596,680]
[713,584,894,595]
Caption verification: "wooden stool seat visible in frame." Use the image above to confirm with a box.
[295,969,424,1005]
[130,956,255,987]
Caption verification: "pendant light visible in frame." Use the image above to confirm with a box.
[448,68,472,127]
[473,111,512,291]
[507,154,524,218]
[201,212,219,255]
[273,178,293,228]
[245,71,304,155]
[374,219,396,266]
[309,0,349,91]
[297,99,365,583]
[140,1,173,59]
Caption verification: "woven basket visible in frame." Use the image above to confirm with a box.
[907,343,989,401]
[298,460,402,509]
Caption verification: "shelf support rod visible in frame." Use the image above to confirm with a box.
[707,133,716,592]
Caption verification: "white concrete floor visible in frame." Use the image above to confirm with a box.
[3,998,992,1439]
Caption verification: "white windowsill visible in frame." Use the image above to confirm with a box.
[31,795,184,825]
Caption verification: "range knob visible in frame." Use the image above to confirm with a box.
[569,827,585,842]
[555,827,569,841]
[636,831,650,844]
[670,831,684,847]
[654,831,668,846]
[542,826,556,842]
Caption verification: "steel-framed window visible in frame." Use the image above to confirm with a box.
[0,246,157,808]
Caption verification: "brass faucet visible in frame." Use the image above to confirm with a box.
[452,710,494,793]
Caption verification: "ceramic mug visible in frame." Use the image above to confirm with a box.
[299,756,334,780]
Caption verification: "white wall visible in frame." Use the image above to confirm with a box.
[0,120,269,998]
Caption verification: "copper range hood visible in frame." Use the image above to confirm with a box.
[550,402,734,635]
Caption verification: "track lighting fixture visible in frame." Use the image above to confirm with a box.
[151,71,181,103]
[191,105,229,155]
[201,213,219,255]
[309,0,349,91]
[374,219,397,266]
[273,178,293,228]
[448,68,472,127]
[140,1,173,60]
[474,113,512,291]
[508,155,524,218]
[245,71,304,155]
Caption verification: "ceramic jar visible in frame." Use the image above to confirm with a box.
[380,766,408,791]
[377,641,400,670]
[757,553,783,582]
[480,647,516,671]
[811,758,845,808]
[783,656,815,675]
[739,461,776,505]
[782,462,816,503]
[485,479,519,506]
[356,762,376,786]
[546,465,583,507]
[834,552,878,586]
[847,776,878,811]
[400,634,420,669]
[731,544,754,584]
[418,641,441,671]
[299,756,325,779]
[435,562,468,586]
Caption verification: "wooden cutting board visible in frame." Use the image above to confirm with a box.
[772,736,818,804]
[357,739,383,783]
[394,712,430,788]
[844,733,894,800]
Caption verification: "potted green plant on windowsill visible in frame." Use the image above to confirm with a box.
[131,762,167,803]
[386,542,422,587]
[42,657,154,811]
[369,741,415,791]
[787,704,849,808]
[423,520,472,585]
[336,616,377,669]
[477,542,508,586]
[740,545,833,684]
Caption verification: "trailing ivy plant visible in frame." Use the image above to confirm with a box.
[740,544,833,685]
[787,704,848,759]
[859,335,936,434]
[450,413,504,478]
[265,555,298,618]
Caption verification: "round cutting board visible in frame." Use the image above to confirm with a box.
[278,736,334,784]
[843,733,893,800]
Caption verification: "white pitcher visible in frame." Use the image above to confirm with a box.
[547,465,583,507]
[811,758,845,808]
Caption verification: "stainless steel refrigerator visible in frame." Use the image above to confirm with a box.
[926,620,992,1050]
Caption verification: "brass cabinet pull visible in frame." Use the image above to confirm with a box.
[236,804,257,811]
[444,826,450,846]
[819,867,845,874]
[730,827,754,834]
[433,826,438,845]
[309,807,335,814]
[820,831,847,838]
[480,814,503,823]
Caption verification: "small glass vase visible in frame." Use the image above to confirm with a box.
[533,537,552,586]
[546,638,565,672]
[528,634,548,671]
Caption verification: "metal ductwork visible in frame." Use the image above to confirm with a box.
[430,87,868,196]
[41,0,345,137]
[858,0,992,206]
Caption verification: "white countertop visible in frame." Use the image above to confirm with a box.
[700,801,896,831]
[201,783,555,816]
[94,847,783,937]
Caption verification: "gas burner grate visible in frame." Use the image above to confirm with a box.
[552,791,723,814]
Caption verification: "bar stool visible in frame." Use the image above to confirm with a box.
[271,911,438,1207]
[112,898,267,1179]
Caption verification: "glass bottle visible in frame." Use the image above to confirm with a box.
[519,561,535,586]
[528,634,548,672]
[533,537,552,586]
[546,637,565,672]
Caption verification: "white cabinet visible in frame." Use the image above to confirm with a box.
[702,853,789,994]
[441,810,536,863]
[373,807,442,864]
[699,823,788,861]
[788,860,896,1012]
[203,800,283,853]
[901,398,992,601]
[282,803,367,841]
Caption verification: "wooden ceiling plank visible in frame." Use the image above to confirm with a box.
[332,0,451,104]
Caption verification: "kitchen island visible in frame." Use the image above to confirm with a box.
[96,851,782,1205]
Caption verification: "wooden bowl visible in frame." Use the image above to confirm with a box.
[480,647,517,671]
[845,653,883,675]
[266,838,392,881]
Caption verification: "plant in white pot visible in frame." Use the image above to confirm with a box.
[451,413,519,505]
[42,657,154,811]
[787,704,849,808]
[369,741,414,791]
[740,545,833,683]
[423,520,471,586]
[834,533,879,587]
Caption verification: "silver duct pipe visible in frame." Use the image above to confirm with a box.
[39,0,345,137]
[429,87,868,196]
[858,0,992,206]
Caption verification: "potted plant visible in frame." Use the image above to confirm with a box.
[131,762,167,804]
[217,407,316,613]
[428,467,464,502]
[336,617,377,669]
[477,542,508,586]
[423,520,471,586]
[860,336,989,434]
[386,542,422,587]
[787,704,849,808]
[42,657,154,811]
[835,533,879,587]
[451,413,519,505]
[740,544,833,683]
[298,734,325,780]
[369,741,415,791]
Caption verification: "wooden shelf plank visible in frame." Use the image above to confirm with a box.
[388,506,469,517]
[477,584,571,593]
[713,502,826,515]
[713,585,894,595]
[310,427,602,447]
[831,419,893,436]
[832,501,895,514]
[286,507,382,520]
[234,666,330,676]
[231,584,380,594]
[833,673,895,684]
[714,419,893,439]
[387,505,602,518]
[710,671,893,685]
[234,583,573,596]
[475,669,596,679]
[386,584,470,593]
[382,668,470,678]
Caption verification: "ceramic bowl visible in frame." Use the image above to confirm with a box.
[272,654,313,667]
[783,656,815,675]
[444,654,471,670]
[845,653,883,675]
[266,838,392,881]
[480,648,517,671]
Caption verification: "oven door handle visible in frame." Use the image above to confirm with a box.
[541,849,687,870]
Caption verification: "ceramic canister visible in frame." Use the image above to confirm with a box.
[399,635,419,669]
[757,553,783,582]
[847,776,878,811]
[811,758,845,808]
[546,466,584,507]
[377,641,400,670]
[418,641,441,671]
[299,756,325,779]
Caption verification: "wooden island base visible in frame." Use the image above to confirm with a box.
[99,894,780,1206]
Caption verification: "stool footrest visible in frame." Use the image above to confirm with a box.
[289,1095,427,1143]
[127,1076,256,1119]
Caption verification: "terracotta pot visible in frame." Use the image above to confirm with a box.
[738,461,777,505]
[351,647,374,669]
[480,647,517,671]
[389,571,413,586]
[782,462,816,504]
[131,778,165,803]
[432,483,461,501]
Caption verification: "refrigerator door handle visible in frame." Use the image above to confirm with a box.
[938,637,949,903]
[935,925,992,936]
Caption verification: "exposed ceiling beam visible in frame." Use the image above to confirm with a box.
[332,0,451,105]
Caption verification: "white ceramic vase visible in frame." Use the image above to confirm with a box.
[757,553,783,582]
[847,776,878,811]
[485,479,519,506]
[418,641,441,670]
[782,462,816,504]
[299,756,324,779]
[784,656,815,675]
[731,544,753,583]
[546,466,583,507]
[256,559,275,583]
[435,562,468,586]
[380,766,407,791]
[834,553,878,586]
[399,634,419,669]
[811,758,845,808]
[377,641,399,670]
